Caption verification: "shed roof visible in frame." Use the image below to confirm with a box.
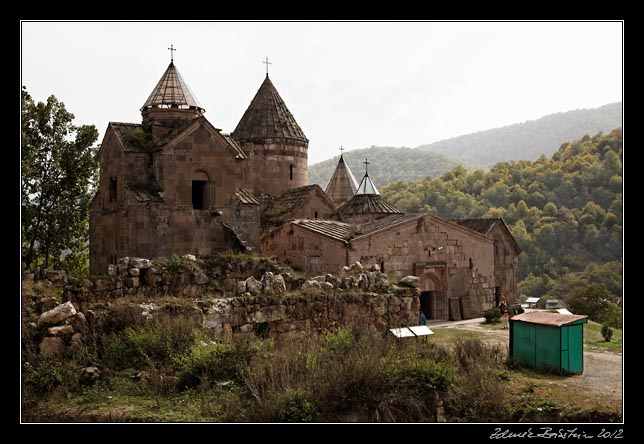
[236,188,260,205]
[291,219,355,242]
[511,311,588,327]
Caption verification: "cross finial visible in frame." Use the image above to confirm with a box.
[339,145,344,157]
[363,158,370,175]
[168,45,176,63]
[263,56,272,76]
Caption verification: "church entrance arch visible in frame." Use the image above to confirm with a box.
[415,263,448,321]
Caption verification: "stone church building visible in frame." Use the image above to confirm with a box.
[90,58,520,319]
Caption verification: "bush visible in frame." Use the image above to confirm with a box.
[509,305,524,316]
[483,308,501,323]
[391,358,454,392]
[174,339,256,389]
[601,325,613,342]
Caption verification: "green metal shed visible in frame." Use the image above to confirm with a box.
[510,311,588,374]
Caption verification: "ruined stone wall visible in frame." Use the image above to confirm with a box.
[46,256,420,343]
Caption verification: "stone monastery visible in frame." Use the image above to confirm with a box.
[90,56,521,320]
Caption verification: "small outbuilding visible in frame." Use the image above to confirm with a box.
[510,311,588,374]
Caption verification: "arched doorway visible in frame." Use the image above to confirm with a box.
[417,265,448,320]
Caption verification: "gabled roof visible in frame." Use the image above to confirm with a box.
[356,173,379,195]
[291,219,355,242]
[511,312,588,327]
[232,75,307,143]
[263,184,334,226]
[451,218,521,254]
[324,155,359,204]
[332,193,401,217]
[356,213,424,238]
[141,62,204,113]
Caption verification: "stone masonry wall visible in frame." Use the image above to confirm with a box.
[51,256,420,344]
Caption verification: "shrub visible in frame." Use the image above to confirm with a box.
[483,307,501,323]
[323,328,353,354]
[509,305,524,316]
[601,325,613,342]
[391,358,454,392]
[174,339,256,389]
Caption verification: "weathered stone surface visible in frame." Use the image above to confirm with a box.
[245,276,262,296]
[323,282,334,290]
[47,324,75,335]
[38,301,77,326]
[358,274,368,288]
[342,266,350,273]
[251,305,286,323]
[45,270,68,286]
[129,267,140,277]
[117,257,130,274]
[39,337,64,356]
[182,254,196,261]
[71,312,87,333]
[80,366,101,385]
[107,264,117,276]
[129,258,152,269]
[39,296,58,313]
[273,274,286,294]
[369,263,380,272]
[193,273,209,285]
[350,261,363,272]
[398,276,420,288]
[125,277,140,288]
[235,280,247,295]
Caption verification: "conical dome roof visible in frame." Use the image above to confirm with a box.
[325,155,359,205]
[232,75,307,143]
[141,62,204,113]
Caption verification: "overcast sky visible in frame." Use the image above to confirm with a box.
[21,21,622,165]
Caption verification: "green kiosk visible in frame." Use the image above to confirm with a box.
[510,311,588,374]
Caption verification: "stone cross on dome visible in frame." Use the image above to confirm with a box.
[363,158,370,175]
[168,44,176,63]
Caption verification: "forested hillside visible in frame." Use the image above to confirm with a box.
[382,130,623,305]
[308,146,466,189]
[416,102,622,166]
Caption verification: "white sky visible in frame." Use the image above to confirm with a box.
[21,21,622,165]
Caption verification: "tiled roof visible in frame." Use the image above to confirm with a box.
[357,213,424,237]
[292,219,355,242]
[511,312,588,327]
[263,185,321,225]
[125,184,163,202]
[232,75,307,143]
[332,193,401,217]
[222,133,246,159]
[450,218,500,236]
[324,155,359,204]
[236,188,260,205]
[141,62,204,113]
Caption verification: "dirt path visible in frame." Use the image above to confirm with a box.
[434,320,623,400]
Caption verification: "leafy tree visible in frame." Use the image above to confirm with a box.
[565,284,616,322]
[21,87,98,271]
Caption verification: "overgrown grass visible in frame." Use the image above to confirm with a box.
[22,314,620,422]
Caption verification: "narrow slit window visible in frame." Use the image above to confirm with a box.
[289,164,293,180]
[469,258,473,269]
[314,211,318,219]
[109,177,117,202]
